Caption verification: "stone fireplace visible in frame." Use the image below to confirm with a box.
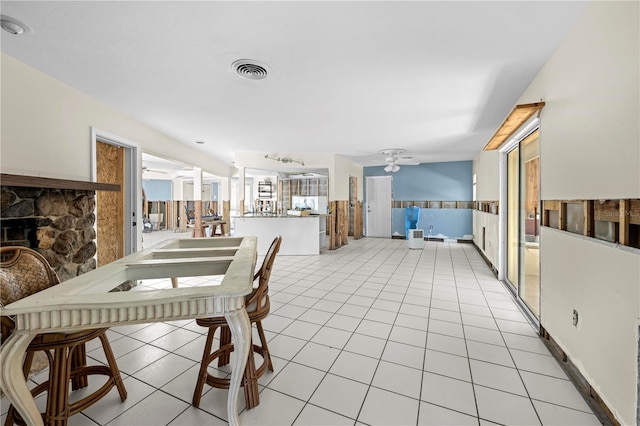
[1,174,120,282]
[1,186,98,281]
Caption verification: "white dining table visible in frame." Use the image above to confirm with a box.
[0,236,258,426]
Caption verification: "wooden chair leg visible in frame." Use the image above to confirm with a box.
[70,343,88,391]
[192,326,217,408]
[218,327,232,367]
[98,333,127,401]
[22,351,35,379]
[45,346,72,426]
[6,333,127,426]
[256,321,273,372]
[242,339,259,410]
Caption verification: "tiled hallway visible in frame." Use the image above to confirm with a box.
[2,239,602,425]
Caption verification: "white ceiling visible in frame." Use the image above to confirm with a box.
[1,1,588,167]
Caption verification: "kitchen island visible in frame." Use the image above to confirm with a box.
[234,214,327,255]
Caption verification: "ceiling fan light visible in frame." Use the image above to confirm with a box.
[392,164,400,172]
[384,164,393,173]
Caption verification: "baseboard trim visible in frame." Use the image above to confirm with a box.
[539,326,618,426]
[471,241,498,278]
[471,241,618,424]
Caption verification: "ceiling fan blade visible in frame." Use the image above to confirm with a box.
[143,168,168,174]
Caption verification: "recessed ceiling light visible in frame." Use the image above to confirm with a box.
[195,141,205,144]
[232,59,270,80]
[1,15,32,35]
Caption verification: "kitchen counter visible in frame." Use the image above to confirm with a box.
[234,215,327,255]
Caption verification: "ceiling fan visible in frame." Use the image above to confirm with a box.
[142,166,168,174]
[378,149,418,172]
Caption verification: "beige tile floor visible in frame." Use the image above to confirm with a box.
[1,238,603,425]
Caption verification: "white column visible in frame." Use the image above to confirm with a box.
[193,167,204,237]
[238,167,246,215]
[194,167,203,201]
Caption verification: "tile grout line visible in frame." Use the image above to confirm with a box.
[461,242,544,425]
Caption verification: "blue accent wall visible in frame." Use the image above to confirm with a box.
[143,180,172,201]
[364,161,473,239]
[364,161,472,200]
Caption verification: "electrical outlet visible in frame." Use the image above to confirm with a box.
[572,309,579,326]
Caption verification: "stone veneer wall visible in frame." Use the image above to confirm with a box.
[1,186,97,281]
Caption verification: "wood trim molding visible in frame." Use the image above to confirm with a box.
[1,173,120,192]
[483,102,545,151]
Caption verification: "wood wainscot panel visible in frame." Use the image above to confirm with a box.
[96,142,125,266]
[354,201,364,240]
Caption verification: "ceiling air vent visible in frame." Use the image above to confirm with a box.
[232,59,269,80]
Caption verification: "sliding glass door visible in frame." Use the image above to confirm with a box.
[506,130,540,318]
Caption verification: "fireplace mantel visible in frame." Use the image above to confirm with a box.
[1,174,120,192]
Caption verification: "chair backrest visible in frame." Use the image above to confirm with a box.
[245,236,282,316]
[0,246,60,340]
[184,205,194,220]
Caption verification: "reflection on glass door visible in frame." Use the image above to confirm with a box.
[506,130,540,318]
[507,147,520,291]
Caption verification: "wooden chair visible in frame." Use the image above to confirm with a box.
[192,235,282,410]
[0,246,127,426]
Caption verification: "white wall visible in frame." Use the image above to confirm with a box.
[541,228,640,425]
[0,53,232,181]
[515,2,640,424]
[473,150,500,201]
[520,2,640,200]
[472,150,500,268]
[331,155,364,201]
[472,211,499,267]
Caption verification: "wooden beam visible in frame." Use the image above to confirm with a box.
[483,102,545,151]
[543,200,561,211]
[584,200,594,237]
[630,200,640,226]
[559,202,567,231]
[1,173,120,191]
[619,199,629,245]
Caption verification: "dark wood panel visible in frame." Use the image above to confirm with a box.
[1,173,120,191]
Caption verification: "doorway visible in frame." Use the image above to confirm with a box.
[506,129,540,318]
[92,128,139,265]
[365,176,392,238]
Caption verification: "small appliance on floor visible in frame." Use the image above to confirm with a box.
[407,229,425,249]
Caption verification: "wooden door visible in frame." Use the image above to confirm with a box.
[96,141,125,266]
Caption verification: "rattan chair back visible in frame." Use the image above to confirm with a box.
[1,246,60,341]
[192,235,282,410]
[0,246,128,425]
[245,235,282,316]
